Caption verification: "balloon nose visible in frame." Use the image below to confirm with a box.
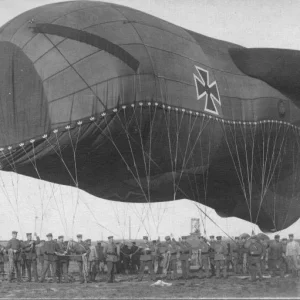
[0,41,49,148]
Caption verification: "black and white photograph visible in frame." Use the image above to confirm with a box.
[0,0,299,298]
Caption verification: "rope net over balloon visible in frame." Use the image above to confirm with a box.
[0,99,299,239]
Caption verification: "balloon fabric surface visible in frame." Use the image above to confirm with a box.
[0,1,300,233]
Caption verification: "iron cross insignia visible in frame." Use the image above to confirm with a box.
[193,66,221,115]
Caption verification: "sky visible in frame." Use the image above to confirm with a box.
[0,0,299,241]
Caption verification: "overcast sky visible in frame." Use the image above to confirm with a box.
[0,0,299,241]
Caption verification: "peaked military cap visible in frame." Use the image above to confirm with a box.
[209,235,214,238]
[282,238,287,241]
[26,233,32,236]
[86,239,91,242]
[289,234,294,237]
[165,236,171,241]
[235,237,239,240]
[77,234,83,238]
[46,233,53,237]
[143,236,148,240]
[12,231,18,234]
[108,236,113,239]
[216,236,222,240]
[58,235,64,239]
[97,240,102,244]
[274,234,280,238]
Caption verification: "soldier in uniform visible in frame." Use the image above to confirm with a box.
[260,237,269,275]
[137,236,156,281]
[6,231,22,282]
[208,235,216,276]
[179,236,192,280]
[165,236,179,280]
[120,243,131,276]
[286,233,300,277]
[37,240,51,278]
[267,234,285,278]
[213,236,228,278]
[0,245,6,281]
[86,239,99,282]
[103,236,119,283]
[96,241,105,278]
[240,236,249,274]
[130,242,140,273]
[199,236,211,278]
[20,243,26,279]
[22,232,40,282]
[115,242,122,274]
[56,235,69,283]
[231,237,240,274]
[74,234,90,284]
[40,233,59,283]
[247,236,264,281]
[281,238,289,274]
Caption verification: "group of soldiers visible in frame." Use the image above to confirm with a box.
[0,231,299,284]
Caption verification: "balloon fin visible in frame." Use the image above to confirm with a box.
[229,47,300,104]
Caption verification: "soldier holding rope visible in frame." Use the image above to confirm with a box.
[6,231,22,283]
[103,236,120,283]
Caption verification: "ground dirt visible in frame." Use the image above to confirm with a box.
[0,272,299,299]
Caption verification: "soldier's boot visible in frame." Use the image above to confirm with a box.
[258,267,263,281]
[280,269,284,278]
[27,270,32,282]
[150,271,156,281]
[53,275,57,283]
[166,272,172,281]
[205,268,210,278]
[62,273,68,283]
[250,269,256,282]
[211,265,216,276]
[17,271,22,283]
[107,273,113,283]
[172,269,178,280]
[137,274,143,281]
[183,273,188,280]
[223,267,227,279]
[233,263,237,274]
[79,274,85,284]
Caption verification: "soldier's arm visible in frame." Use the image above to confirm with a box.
[55,243,60,253]
[103,245,107,257]
[35,236,41,245]
[5,240,11,250]
[22,241,31,250]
